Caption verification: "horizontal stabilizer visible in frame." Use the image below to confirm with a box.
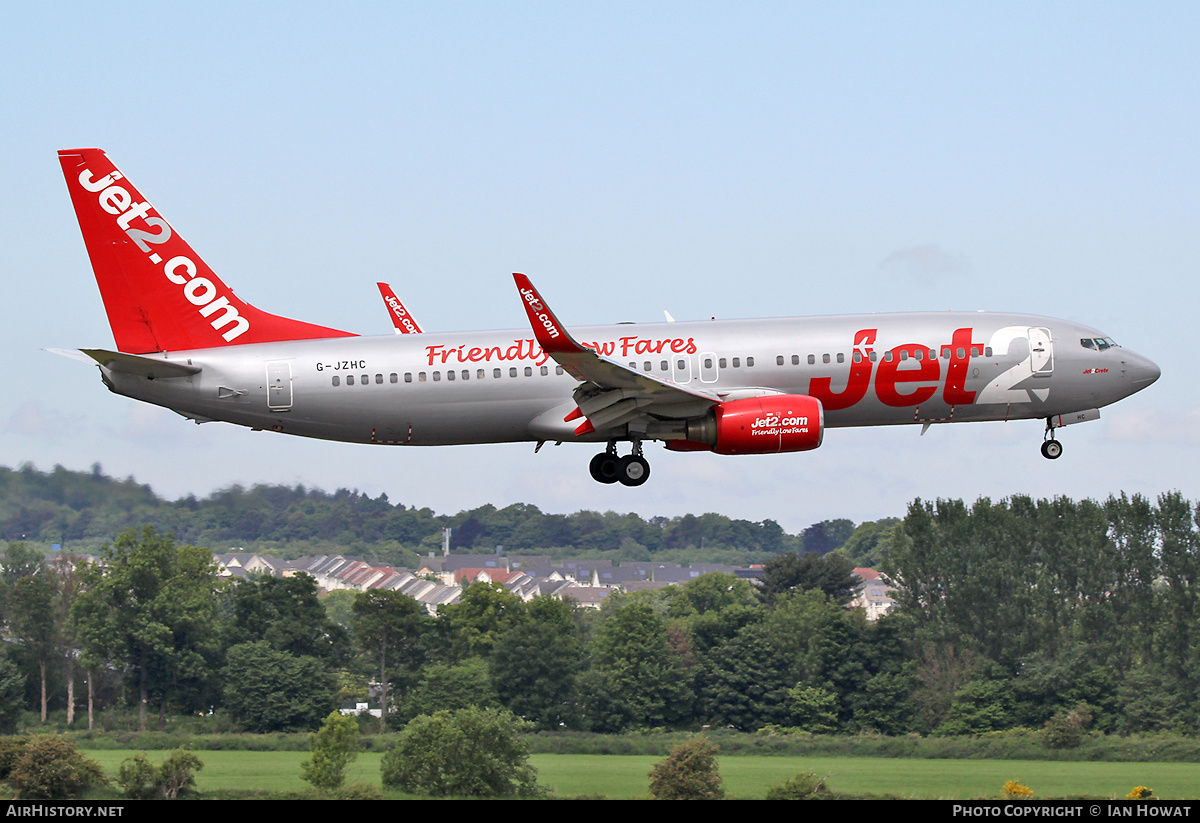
[80,348,202,379]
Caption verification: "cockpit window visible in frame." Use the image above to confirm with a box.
[1081,337,1118,351]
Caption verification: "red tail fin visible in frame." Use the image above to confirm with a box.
[58,149,356,353]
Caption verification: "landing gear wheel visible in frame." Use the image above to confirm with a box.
[589,452,620,483]
[1041,440,1063,460]
[617,455,650,487]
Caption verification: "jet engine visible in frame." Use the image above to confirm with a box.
[664,394,824,455]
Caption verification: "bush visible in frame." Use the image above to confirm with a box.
[9,735,106,799]
[300,712,360,791]
[0,736,29,779]
[116,753,157,799]
[648,737,725,800]
[381,707,541,797]
[765,771,828,800]
[1002,779,1034,799]
[157,749,204,799]
[117,748,204,800]
[1043,704,1094,750]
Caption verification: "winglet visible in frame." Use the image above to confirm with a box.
[377,282,424,334]
[513,273,587,355]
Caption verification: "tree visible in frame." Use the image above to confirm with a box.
[222,641,337,732]
[380,707,541,797]
[666,572,759,618]
[439,581,527,660]
[401,658,498,721]
[491,614,581,730]
[226,574,346,663]
[92,527,221,729]
[9,572,57,722]
[0,654,26,734]
[699,623,797,731]
[760,551,858,605]
[648,736,725,800]
[591,601,693,728]
[300,711,360,791]
[801,519,856,555]
[351,590,430,731]
[69,559,120,731]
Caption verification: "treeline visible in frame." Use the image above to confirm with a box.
[882,491,1200,736]
[2,490,1196,739]
[0,463,873,564]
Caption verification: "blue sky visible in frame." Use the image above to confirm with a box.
[2,2,1195,535]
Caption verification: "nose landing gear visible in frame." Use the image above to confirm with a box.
[589,441,651,486]
[1041,418,1063,459]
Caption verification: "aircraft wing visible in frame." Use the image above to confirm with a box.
[513,274,721,436]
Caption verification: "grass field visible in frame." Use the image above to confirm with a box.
[80,750,1200,799]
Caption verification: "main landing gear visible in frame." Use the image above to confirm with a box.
[1041,418,1063,460]
[589,441,650,486]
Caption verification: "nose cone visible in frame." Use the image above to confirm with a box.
[1125,351,1161,392]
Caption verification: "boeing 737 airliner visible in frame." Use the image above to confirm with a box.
[56,149,1160,486]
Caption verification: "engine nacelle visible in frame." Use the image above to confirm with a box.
[665,394,824,455]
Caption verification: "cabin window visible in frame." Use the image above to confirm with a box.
[835,353,844,364]
[509,367,518,378]
[719,358,727,368]
[869,351,878,362]
[461,370,469,380]
[822,354,830,364]
[375,374,383,384]
[660,360,669,371]
[432,372,441,382]
[418,372,427,382]
[524,367,532,377]
[556,365,564,375]
[643,361,651,371]
[390,373,398,383]
[477,369,485,379]
[540,366,548,376]
[853,351,862,363]
[807,354,815,365]
[971,346,982,357]
[791,355,800,366]
[347,375,355,385]
[705,357,714,369]
[884,351,893,362]
[405,373,413,383]
[956,348,965,359]
[746,357,755,367]
[985,347,992,357]
[332,376,340,387]
[777,355,784,366]
[732,357,741,368]
[494,368,502,378]
[361,374,369,385]
[446,370,455,381]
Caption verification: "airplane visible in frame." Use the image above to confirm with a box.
[377,282,425,334]
[55,148,1161,487]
